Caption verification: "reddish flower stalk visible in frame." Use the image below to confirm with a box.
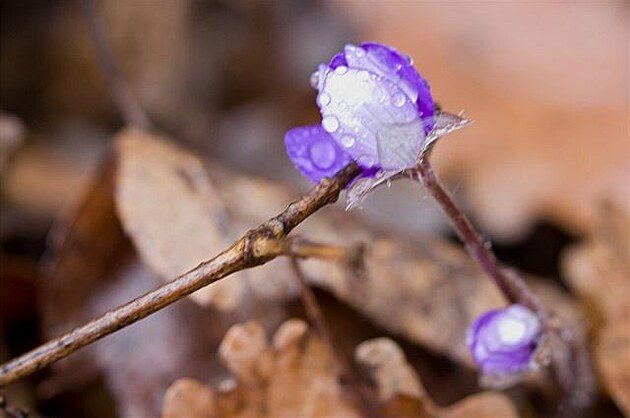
[415,153,545,315]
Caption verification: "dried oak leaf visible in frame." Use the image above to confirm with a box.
[562,204,630,415]
[162,320,518,418]
[114,128,584,365]
[163,319,358,417]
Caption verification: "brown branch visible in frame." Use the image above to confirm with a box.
[0,163,362,387]
[277,236,365,267]
[80,0,150,129]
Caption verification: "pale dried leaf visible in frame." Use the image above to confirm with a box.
[115,128,242,309]
[562,205,630,415]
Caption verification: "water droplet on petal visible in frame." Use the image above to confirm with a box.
[358,70,370,81]
[322,116,339,133]
[317,92,331,106]
[392,92,407,107]
[341,135,355,148]
[309,141,336,170]
[345,44,366,60]
[334,65,348,75]
[309,71,319,89]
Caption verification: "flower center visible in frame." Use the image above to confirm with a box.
[497,318,527,345]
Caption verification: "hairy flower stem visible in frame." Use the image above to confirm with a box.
[415,154,545,315]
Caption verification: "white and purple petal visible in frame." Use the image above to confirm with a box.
[318,66,426,171]
[284,125,353,183]
[342,42,435,129]
[467,304,542,376]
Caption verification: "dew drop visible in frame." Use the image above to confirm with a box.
[334,65,348,75]
[322,116,339,133]
[358,155,374,167]
[392,92,407,107]
[341,135,355,148]
[358,70,370,81]
[309,141,336,170]
[318,92,331,106]
[309,71,319,89]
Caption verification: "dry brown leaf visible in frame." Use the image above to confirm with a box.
[328,2,629,239]
[113,128,584,365]
[41,160,130,336]
[115,128,245,309]
[355,338,518,418]
[562,205,630,415]
[162,320,518,418]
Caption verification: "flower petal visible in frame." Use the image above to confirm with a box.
[328,51,348,69]
[284,125,353,183]
[318,66,426,171]
[341,43,435,126]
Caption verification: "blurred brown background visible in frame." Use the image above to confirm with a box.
[1,1,628,417]
[3,1,627,241]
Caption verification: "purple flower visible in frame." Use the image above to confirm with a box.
[285,42,435,181]
[316,42,436,172]
[285,42,468,189]
[467,304,542,376]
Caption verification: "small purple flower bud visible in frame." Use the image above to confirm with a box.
[284,125,354,183]
[467,304,542,376]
